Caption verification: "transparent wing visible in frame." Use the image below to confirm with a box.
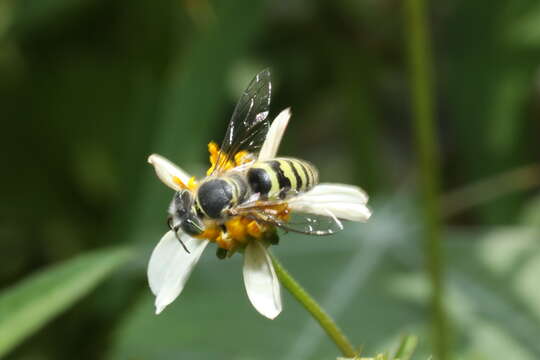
[231,200,344,236]
[212,69,272,175]
[276,212,344,236]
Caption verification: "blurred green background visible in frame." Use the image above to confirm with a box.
[1,0,540,359]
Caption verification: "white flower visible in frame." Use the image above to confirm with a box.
[147,154,191,191]
[243,241,282,319]
[258,108,291,161]
[147,109,371,319]
[288,183,371,222]
[147,152,282,319]
[148,231,209,314]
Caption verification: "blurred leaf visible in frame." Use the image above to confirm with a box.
[392,335,418,360]
[4,0,96,37]
[15,0,97,32]
[446,0,538,222]
[108,199,427,360]
[125,0,267,247]
[338,355,387,360]
[441,164,540,218]
[112,196,540,360]
[520,194,540,226]
[506,2,540,48]
[0,246,133,358]
[388,226,540,360]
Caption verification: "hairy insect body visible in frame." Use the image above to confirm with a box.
[194,158,318,220]
[158,69,354,255]
[194,173,249,219]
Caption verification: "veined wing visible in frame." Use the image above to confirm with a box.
[230,199,344,236]
[211,69,272,175]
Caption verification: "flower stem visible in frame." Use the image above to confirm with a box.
[403,0,448,359]
[270,254,357,358]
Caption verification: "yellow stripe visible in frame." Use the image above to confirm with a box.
[301,161,313,189]
[290,160,308,191]
[252,162,280,197]
[307,161,319,185]
[277,159,297,191]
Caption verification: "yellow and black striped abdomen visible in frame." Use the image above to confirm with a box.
[247,158,318,200]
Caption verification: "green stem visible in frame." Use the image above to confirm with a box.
[270,254,358,358]
[403,0,448,359]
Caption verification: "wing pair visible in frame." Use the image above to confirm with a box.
[212,69,344,236]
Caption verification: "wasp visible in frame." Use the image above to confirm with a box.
[147,69,371,317]
[150,69,370,257]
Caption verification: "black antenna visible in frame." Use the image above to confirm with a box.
[167,217,191,253]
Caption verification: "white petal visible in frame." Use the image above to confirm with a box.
[148,154,191,191]
[147,230,209,314]
[243,241,282,319]
[288,183,372,222]
[258,108,291,161]
[302,183,369,203]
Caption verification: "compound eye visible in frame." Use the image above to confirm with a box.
[181,216,205,236]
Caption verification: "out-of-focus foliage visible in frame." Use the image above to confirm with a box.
[0,0,539,359]
[106,203,540,360]
[0,246,132,357]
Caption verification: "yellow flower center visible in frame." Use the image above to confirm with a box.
[172,175,198,191]
[192,142,285,253]
[205,141,252,176]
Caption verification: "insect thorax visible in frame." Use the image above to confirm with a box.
[194,173,249,219]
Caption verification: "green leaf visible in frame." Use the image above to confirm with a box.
[0,246,133,358]
[8,0,97,36]
[445,0,538,222]
[393,335,418,360]
[520,194,540,226]
[126,0,268,247]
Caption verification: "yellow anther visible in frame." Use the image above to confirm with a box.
[216,233,233,250]
[206,142,251,175]
[246,221,263,238]
[208,141,219,154]
[187,176,198,190]
[172,176,188,189]
[225,217,247,243]
[206,142,220,175]
[172,175,198,191]
[198,217,276,252]
[196,226,221,241]
[234,151,250,166]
